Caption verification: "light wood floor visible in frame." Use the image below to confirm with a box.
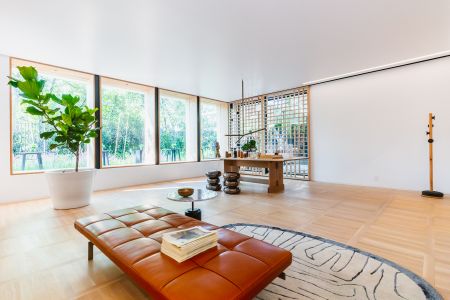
[0,178,449,299]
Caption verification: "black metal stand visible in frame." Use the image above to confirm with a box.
[421,190,444,198]
[185,201,202,220]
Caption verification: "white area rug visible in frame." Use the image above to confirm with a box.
[224,224,442,300]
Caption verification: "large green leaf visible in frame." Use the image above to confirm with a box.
[49,143,59,150]
[7,79,18,88]
[40,131,56,139]
[17,81,40,99]
[61,114,72,125]
[25,106,44,116]
[48,108,60,115]
[17,66,38,81]
[55,136,66,143]
[21,99,40,107]
[45,93,62,104]
[61,94,79,106]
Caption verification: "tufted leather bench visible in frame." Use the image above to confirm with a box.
[74,204,292,300]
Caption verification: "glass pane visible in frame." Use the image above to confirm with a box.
[101,80,154,167]
[200,101,219,160]
[11,62,93,173]
[159,95,187,162]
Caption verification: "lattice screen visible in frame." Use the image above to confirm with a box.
[228,87,309,180]
[228,96,263,150]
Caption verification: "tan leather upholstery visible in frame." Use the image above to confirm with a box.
[75,204,292,300]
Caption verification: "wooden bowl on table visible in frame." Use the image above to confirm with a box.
[177,188,194,197]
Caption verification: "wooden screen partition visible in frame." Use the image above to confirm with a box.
[228,86,310,180]
[228,96,263,150]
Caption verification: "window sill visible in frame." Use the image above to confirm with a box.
[158,161,197,166]
[101,163,155,169]
[11,170,46,176]
[10,167,93,176]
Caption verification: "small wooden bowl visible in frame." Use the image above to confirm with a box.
[178,188,194,197]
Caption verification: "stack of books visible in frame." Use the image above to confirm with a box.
[161,226,218,263]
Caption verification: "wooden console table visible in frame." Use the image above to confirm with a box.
[222,158,297,193]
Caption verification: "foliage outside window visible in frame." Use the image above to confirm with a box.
[200,98,228,160]
[10,59,94,173]
[159,90,197,163]
[101,78,155,167]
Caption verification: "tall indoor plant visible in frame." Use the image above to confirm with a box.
[9,66,99,209]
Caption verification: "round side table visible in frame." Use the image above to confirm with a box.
[167,189,217,220]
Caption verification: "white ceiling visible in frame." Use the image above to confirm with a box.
[0,0,449,101]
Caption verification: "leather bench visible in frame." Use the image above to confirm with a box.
[74,204,292,300]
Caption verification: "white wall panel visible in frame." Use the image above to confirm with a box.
[311,57,450,193]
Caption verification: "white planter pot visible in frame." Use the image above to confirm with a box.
[46,169,96,209]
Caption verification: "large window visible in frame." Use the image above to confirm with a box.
[200,98,228,160]
[159,90,197,163]
[10,58,94,173]
[100,78,155,167]
[10,57,229,172]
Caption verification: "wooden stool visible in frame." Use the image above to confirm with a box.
[223,172,241,194]
[205,170,222,191]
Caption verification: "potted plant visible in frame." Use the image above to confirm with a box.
[241,139,257,157]
[8,66,99,209]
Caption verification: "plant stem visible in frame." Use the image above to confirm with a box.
[75,147,80,172]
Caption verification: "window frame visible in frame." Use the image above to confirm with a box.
[199,97,229,161]
[99,76,156,169]
[9,57,95,175]
[8,57,230,175]
[158,89,198,164]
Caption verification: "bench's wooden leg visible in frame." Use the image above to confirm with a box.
[278,272,286,280]
[88,241,94,260]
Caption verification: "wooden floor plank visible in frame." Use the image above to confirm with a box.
[0,178,449,299]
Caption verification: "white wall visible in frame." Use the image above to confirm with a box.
[0,55,222,203]
[311,56,450,193]
[4,53,450,202]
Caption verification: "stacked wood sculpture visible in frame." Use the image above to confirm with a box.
[206,171,222,191]
[223,172,241,194]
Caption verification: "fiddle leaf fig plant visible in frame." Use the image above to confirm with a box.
[8,66,99,172]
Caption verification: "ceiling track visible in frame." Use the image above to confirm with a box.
[307,51,450,87]
[232,51,450,102]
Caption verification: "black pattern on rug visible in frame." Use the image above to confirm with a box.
[223,224,442,300]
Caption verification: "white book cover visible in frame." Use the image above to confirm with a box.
[162,235,218,253]
[161,241,218,263]
[162,226,216,248]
